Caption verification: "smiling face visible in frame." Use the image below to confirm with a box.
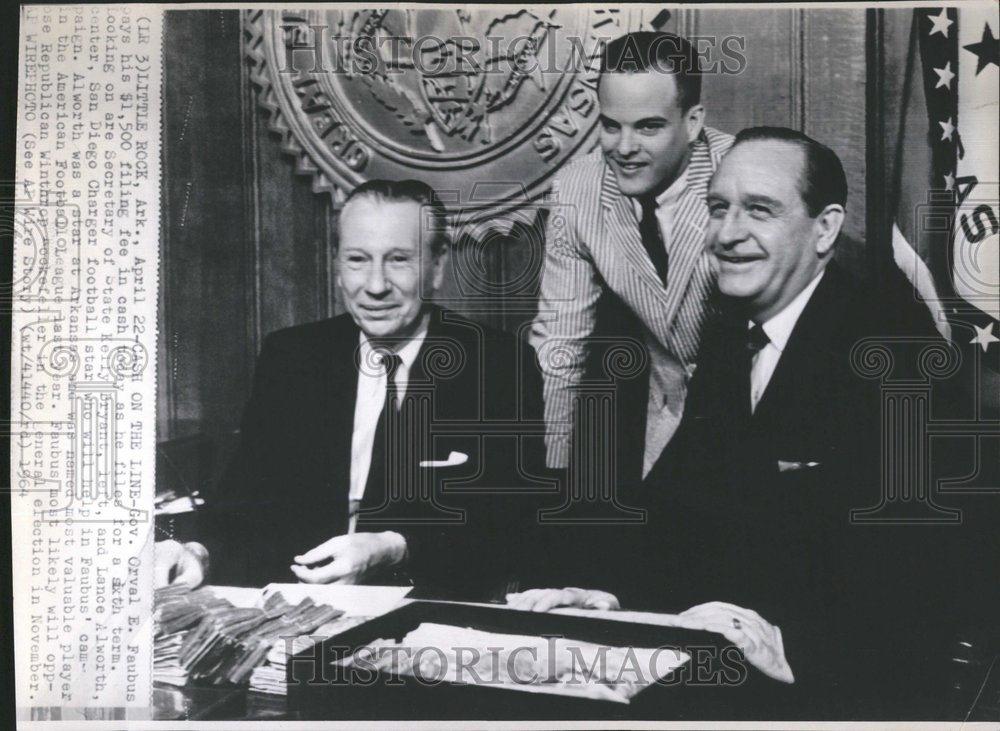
[707,140,838,322]
[598,71,704,198]
[336,197,446,344]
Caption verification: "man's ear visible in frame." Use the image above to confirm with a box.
[685,104,706,144]
[332,248,343,288]
[813,204,845,256]
[430,246,449,291]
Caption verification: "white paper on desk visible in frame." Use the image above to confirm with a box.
[260,583,412,617]
[387,623,690,703]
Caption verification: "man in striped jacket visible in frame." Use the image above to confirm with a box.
[530,31,733,479]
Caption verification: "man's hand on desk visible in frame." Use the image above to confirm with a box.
[505,591,793,684]
[154,539,207,589]
[505,587,621,612]
[672,602,794,684]
[290,532,407,584]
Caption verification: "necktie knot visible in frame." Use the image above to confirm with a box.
[639,193,658,217]
[378,351,402,380]
[747,323,770,354]
[376,351,403,411]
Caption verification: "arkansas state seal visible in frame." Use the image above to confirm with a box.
[245,8,647,226]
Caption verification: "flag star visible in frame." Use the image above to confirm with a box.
[939,117,955,141]
[927,8,953,37]
[970,322,999,352]
[943,172,955,190]
[963,22,999,75]
[933,61,955,89]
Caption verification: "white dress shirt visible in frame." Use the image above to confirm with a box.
[348,327,427,517]
[632,167,689,474]
[631,165,690,284]
[749,270,826,413]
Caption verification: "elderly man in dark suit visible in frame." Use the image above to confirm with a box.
[511,128,973,717]
[157,179,545,597]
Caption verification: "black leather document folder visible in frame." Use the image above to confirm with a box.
[287,600,770,720]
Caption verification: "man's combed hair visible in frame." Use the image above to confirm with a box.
[733,126,848,217]
[342,179,450,255]
[599,31,702,111]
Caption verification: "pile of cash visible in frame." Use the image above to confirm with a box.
[248,614,371,696]
[153,585,344,688]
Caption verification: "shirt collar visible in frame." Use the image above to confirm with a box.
[630,165,689,215]
[358,318,429,375]
[656,164,688,207]
[753,270,826,353]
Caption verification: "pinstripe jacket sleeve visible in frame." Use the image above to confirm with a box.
[528,172,603,468]
[529,129,732,470]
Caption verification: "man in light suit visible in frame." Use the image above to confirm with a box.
[530,31,733,480]
[513,128,981,718]
[157,179,545,596]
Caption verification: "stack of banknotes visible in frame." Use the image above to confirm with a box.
[153,584,344,688]
[247,614,372,695]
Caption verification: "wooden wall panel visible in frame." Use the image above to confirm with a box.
[801,10,868,255]
[692,9,804,132]
[497,216,549,338]
[435,230,504,332]
[692,8,868,269]
[159,10,338,450]
[438,219,546,336]
[253,117,335,339]
[159,10,253,442]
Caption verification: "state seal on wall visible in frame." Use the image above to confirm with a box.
[245,8,647,228]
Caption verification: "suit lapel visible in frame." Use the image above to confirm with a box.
[408,306,442,386]
[751,265,844,425]
[598,135,716,351]
[599,165,672,299]
[661,140,716,356]
[318,318,361,523]
[394,308,448,463]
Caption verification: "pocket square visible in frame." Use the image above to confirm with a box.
[777,460,822,473]
[419,451,468,468]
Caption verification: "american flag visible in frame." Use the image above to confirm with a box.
[888,5,999,412]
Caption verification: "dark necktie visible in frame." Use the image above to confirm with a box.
[358,351,402,524]
[744,323,770,416]
[638,194,670,286]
